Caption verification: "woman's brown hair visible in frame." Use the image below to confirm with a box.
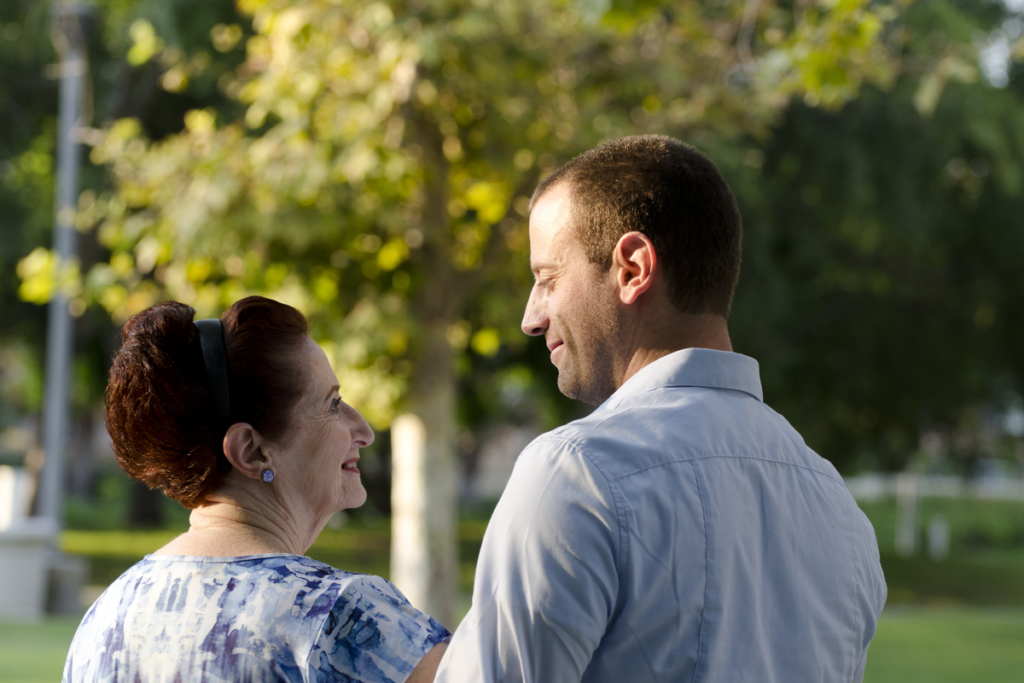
[105,296,309,508]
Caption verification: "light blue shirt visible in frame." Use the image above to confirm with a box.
[64,554,450,683]
[437,348,886,683]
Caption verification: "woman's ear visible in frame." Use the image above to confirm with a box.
[222,423,272,481]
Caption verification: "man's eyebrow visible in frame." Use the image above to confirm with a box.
[530,260,557,274]
[324,384,340,401]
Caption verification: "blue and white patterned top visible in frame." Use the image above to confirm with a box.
[63,554,450,683]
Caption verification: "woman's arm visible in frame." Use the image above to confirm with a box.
[406,642,449,683]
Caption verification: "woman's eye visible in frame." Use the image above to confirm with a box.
[330,397,342,413]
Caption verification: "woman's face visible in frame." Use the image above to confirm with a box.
[275,338,374,517]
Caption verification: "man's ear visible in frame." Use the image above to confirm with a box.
[222,423,272,481]
[612,231,656,305]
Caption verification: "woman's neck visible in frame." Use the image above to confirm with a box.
[154,486,323,557]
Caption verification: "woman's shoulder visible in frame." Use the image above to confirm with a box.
[67,554,423,682]
[83,554,375,636]
[144,553,370,599]
[127,552,353,579]
[309,572,450,681]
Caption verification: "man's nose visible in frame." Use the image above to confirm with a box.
[521,291,547,337]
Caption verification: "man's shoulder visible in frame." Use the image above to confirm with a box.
[523,383,843,485]
[518,393,709,483]
[530,382,739,449]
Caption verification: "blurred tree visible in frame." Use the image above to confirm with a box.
[1,1,59,423]
[2,0,245,389]
[1,0,248,510]
[0,2,122,500]
[725,0,1024,475]
[16,0,917,622]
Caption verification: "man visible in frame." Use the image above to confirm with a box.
[436,135,886,682]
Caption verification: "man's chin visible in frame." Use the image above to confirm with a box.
[556,371,580,401]
[557,373,606,407]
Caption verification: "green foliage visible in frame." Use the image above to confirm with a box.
[858,498,1024,557]
[12,0,908,430]
[0,341,43,415]
[0,3,57,358]
[881,553,1024,606]
[857,496,1024,607]
[0,0,242,423]
[729,2,1024,468]
[63,468,191,530]
[8,0,1023,472]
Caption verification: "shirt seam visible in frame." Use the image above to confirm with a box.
[688,459,709,683]
[600,452,844,485]
[623,620,660,679]
[840,498,863,680]
[538,435,628,618]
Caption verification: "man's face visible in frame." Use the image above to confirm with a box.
[521,183,622,405]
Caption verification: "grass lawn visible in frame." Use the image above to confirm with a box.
[4,607,1023,682]
[864,607,1024,683]
[0,617,80,683]
[7,513,1019,682]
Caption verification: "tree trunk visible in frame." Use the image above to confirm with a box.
[391,349,458,626]
[390,113,462,628]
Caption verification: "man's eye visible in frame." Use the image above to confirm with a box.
[330,397,341,412]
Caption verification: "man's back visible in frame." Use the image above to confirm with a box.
[438,349,886,682]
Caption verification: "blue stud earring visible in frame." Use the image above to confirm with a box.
[262,470,275,483]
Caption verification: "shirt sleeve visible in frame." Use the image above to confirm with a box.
[305,575,451,683]
[437,435,621,683]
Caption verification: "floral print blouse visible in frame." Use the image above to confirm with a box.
[63,554,450,682]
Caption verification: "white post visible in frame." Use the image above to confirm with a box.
[927,515,950,561]
[38,4,88,528]
[390,411,457,627]
[391,415,430,605]
[895,472,918,557]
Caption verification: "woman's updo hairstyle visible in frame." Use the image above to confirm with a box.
[105,296,310,508]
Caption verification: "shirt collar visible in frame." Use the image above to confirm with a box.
[597,348,763,411]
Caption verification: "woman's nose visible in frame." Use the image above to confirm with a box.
[350,408,374,447]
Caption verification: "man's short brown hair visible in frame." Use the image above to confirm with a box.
[532,135,742,317]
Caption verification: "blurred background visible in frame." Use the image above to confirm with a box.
[1,0,1024,680]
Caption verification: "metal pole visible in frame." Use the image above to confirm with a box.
[38,4,88,526]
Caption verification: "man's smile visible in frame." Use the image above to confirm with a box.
[547,339,565,363]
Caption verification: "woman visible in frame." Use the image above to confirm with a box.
[64,296,449,682]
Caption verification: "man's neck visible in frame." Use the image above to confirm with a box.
[619,313,732,388]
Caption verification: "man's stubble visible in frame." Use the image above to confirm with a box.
[555,270,626,407]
